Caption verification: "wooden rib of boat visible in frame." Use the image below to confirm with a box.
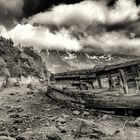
[47,59,140,115]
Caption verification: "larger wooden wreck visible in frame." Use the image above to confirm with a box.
[47,59,140,115]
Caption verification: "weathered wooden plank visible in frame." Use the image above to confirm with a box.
[118,69,129,94]
[96,75,102,89]
[47,85,140,111]
[108,73,115,91]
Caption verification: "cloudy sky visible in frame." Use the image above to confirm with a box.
[0,0,140,55]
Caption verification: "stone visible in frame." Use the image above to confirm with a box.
[9,113,20,118]
[83,111,90,116]
[0,136,15,140]
[62,114,69,119]
[57,126,67,134]
[13,119,23,124]
[0,131,9,137]
[49,116,56,122]
[73,110,80,116]
[74,119,110,139]
[27,84,34,90]
[16,131,34,140]
[56,118,66,124]
[47,133,62,140]
[130,117,140,126]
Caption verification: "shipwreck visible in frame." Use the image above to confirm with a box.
[47,59,140,115]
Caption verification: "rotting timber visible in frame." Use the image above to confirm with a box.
[47,59,140,115]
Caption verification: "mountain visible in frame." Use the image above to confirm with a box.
[40,49,139,73]
[0,36,48,78]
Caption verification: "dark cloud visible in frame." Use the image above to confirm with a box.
[23,0,83,17]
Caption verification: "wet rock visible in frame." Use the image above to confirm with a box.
[73,110,80,116]
[16,131,34,140]
[47,133,62,140]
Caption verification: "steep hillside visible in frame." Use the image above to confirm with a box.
[0,36,48,78]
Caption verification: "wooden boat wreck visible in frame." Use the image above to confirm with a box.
[47,59,140,115]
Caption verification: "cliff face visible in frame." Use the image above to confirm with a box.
[0,36,48,78]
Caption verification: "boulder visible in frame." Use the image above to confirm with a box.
[47,133,62,140]
[16,131,34,140]
[0,136,15,140]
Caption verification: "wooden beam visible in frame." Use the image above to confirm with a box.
[108,73,115,91]
[96,75,102,89]
[132,65,140,93]
[118,69,129,94]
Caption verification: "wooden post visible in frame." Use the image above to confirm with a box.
[96,75,102,89]
[118,69,129,94]
[132,65,140,93]
[108,73,115,91]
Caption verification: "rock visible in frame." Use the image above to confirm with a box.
[13,119,23,124]
[16,131,34,140]
[0,131,9,137]
[15,99,20,103]
[26,91,34,95]
[0,136,15,140]
[62,114,69,119]
[83,111,90,116]
[47,133,62,140]
[27,84,34,90]
[44,122,50,127]
[7,107,24,114]
[57,126,67,134]
[56,118,66,124]
[9,113,20,118]
[73,110,80,116]
[34,116,41,120]
[74,119,112,139]
[134,117,140,126]
[49,116,57,122]
[9,93,15,96]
